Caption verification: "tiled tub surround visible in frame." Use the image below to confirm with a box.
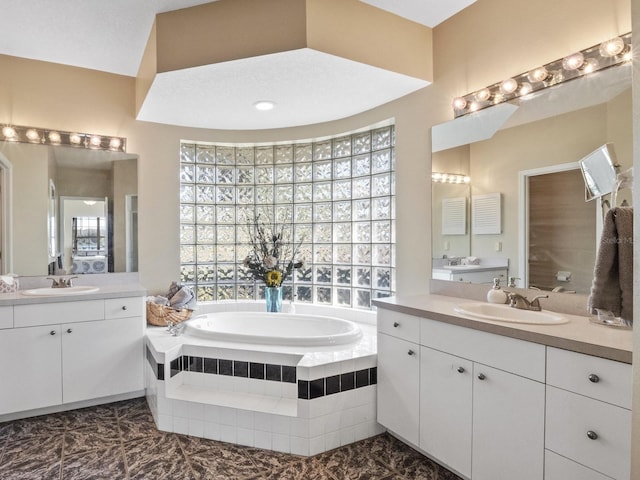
[145,302,381,456]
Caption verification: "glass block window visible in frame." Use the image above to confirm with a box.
[179,125,395,309]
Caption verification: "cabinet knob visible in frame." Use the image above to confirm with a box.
[49,330,56,336]
[587,430,598,440]
[122,305,128,311]
[477,373,486,380]
[407,350,415,356]
[66,328,73,334]
[393,322,399,328]
[457,366,465,374]
[588,374,600,383]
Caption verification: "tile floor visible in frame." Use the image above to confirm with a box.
[0,397,463,480]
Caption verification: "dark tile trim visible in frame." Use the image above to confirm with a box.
[298,367,377,400]
[146,346,164,381]
[158,352,376,401]
[164,354,298,385]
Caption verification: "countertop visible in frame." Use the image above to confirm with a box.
[432,265,507,274]
[373,294,632,364]
[0,283,147,306]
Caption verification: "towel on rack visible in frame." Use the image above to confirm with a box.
[588,207,633,323]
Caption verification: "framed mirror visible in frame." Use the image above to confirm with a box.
[431,63,632,293]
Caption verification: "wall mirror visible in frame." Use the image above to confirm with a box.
[0,141,138,276]
[431,63,632,293]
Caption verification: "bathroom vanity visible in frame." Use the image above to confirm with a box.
[0,283,146,420]
[374,294,632,480]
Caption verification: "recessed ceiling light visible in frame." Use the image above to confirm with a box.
[254,101,275,111]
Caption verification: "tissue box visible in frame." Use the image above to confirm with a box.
[0,277,18,293]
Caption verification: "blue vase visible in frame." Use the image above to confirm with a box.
[265,286,283,312]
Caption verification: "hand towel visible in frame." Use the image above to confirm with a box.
[588,207,633,323]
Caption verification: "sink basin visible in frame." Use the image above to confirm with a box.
[454,303,569,325]
[20,286,100,296]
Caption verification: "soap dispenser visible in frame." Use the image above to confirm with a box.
[487,278,507,304]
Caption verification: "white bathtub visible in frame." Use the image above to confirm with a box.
[183,311,363,346]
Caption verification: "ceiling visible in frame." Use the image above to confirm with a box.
[0,0,475,130]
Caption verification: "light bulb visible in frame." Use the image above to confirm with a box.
[25,129,40,142]
[109,137,121,150]
[562,52,584,71]
[599,37,625,57]
[2,126,17,140]
[499,78,518,95]
[582,58,599,74]
[463,176,471,184]
[452,97,467,110]
[527,67,549,83]
[89,135,102,148]
[69,133,82,145]
[48,131,61,144]
[519,82,533,96]
[474,88,492,102]
[469,101,480,112]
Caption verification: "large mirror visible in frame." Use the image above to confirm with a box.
[431,63,632,294]
[0,141,138,276]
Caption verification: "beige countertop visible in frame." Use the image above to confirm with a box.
[373,294,632,364]
[0,283,147,306]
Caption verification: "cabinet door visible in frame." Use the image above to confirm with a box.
[377,333,420,445]
[420,346,472,478]
[62,317,143,404]
[472,364,545,480]
[0,326,62,414]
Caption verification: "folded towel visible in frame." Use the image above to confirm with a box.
[169,286,195,310]
[588,207,633,323]
[167,281,181,300]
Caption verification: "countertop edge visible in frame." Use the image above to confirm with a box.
[373,296,632,364]
[0,284,147,306]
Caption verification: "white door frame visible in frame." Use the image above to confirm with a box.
[0,153,12,274]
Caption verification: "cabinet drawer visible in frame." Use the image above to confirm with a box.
[547,347,631,409]
[0,306,13,329]
[545,450,613,480]
[546,386,630,480]
[105,297,143,319]
[14,300,104,327]
[420,318,545,381]
[377,309,420,342]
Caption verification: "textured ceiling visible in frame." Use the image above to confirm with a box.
[0,1,474,129]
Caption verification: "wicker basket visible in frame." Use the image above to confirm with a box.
[146,302,193,327]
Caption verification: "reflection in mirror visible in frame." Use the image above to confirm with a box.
[431,63,632,292]
[0,142,138,276]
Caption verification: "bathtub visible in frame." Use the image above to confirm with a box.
[183,311,363,346]
[145,303,380,456]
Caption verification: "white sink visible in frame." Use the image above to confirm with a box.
[20,286,100,296]
[454,303,569,325]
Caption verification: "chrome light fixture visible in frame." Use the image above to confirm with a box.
[452,33,632,118]
[0,124,126,152]
[432,172,471,184]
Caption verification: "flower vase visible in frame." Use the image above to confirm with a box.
[265,286,283,312]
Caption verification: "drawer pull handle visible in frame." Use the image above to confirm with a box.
[457,366,465,374]
[588,374,600,383]
[477,373,486,381]
[122,306,128,311]
[66,328,72,334]
[49,330,56,336]
[393,322,399,328]
[407,350,415,356]
[587,430,598,440]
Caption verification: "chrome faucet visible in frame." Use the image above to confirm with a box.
[166,321,183,336]
[47,276,78,288]
[506,292,548,311]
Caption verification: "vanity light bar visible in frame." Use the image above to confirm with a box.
[0,124,126,153]
[452,32,632,118]
[432,172,470,184]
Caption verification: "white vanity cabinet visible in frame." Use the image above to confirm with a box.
[419,316,545,480]
[545,347,631,480]
[0,296,145,416]
[377,309,420,445]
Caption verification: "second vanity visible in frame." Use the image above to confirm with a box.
[373,294,632,480]
[0,282,147,420]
